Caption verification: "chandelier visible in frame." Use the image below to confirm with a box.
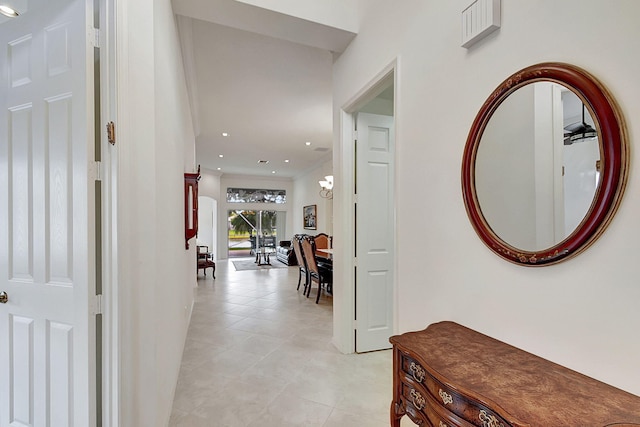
[319,175,333,199]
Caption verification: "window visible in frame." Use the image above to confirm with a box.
[226,188,286,204]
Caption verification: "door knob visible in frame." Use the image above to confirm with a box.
[0,292,7,304]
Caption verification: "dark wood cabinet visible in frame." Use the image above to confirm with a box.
[390,321,640,427]
[184,166,200,249]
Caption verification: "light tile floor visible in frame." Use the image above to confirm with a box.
[169,259,410,427]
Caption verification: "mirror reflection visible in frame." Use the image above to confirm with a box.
[475,82,600,251]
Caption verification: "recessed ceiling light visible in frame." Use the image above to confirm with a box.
[305,141,311,146]
[271,171,276,174]
[217,167,221,170]
[218,154,224,158]
[222,132,229,137]
[0,5,19,17]
[284,159,290,163]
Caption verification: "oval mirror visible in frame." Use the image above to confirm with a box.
[462,63,628,266]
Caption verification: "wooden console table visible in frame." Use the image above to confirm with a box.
[390,321,640,427]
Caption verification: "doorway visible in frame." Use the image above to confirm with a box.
[335,62,397,354]
[227,210,286,258]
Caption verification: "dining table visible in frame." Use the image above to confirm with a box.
[315,248,333,260]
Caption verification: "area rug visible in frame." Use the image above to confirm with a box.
[232,259,288,271]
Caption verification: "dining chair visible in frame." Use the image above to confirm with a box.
[301,235,333,303]
[314,233,330,249]
[292,235,309,293]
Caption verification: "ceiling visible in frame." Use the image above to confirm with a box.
[172,0,357,178]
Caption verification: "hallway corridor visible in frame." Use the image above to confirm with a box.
[169,259,393,426]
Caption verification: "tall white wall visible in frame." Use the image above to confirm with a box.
[197,196,216,252]
[292,158,333,236]
[117,0,197,425]
[333,0,640,395]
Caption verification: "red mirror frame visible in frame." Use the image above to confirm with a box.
[184,165,201,250]
[462,63,628,266]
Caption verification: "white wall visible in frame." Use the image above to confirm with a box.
[117,0,197,425]
[293,158,333,236]
[333,0,640,395]
[197,196,216,255]
[198,167,222,201]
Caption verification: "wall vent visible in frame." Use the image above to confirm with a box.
[314,147,330,152]
[257,160,269,164]
[461,0,501,48]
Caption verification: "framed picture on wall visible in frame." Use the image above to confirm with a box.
[303,204,317,230]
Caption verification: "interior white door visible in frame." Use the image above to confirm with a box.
[355,112,395,353]
[0,0,95,425]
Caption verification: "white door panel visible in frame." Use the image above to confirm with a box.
[0,0,94,425]
[355,112,394,353]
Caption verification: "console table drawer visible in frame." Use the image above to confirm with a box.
[400,354,512,427]
[401,382,476,427]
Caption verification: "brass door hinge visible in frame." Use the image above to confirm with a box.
[106,121,116,145]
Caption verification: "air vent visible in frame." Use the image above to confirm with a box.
[461,0,501,48]
[257,160,270,164]
[314,147,330,152]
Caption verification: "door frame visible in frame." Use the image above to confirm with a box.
[334,59,399,354]
[99,0,118,424]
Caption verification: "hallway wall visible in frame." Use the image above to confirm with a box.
[333,0,640,395]
[117,0,197,425]
[292,158,333,236]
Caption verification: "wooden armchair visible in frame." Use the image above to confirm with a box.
[197,245,216,278]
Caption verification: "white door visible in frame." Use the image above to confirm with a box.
[0,0,96,426]
[355,112,395,353]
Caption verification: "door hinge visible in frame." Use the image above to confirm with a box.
[353,130,359,141]
[93,294,103,315]
[89,161,101,181]
[90,27,100,48]
[106,121,116,145]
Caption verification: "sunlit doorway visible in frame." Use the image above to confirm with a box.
[227,210,287,258]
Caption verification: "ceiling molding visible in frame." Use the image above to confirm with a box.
[172,0,356,52]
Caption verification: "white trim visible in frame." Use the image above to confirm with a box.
[100,0,119,425]
[333,58,400,354]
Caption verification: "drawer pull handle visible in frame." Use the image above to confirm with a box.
[438,388,453,405]
[410,389,426,411]
[439,422,449,427]
[410,362,426,382]
[479,410,504,427]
